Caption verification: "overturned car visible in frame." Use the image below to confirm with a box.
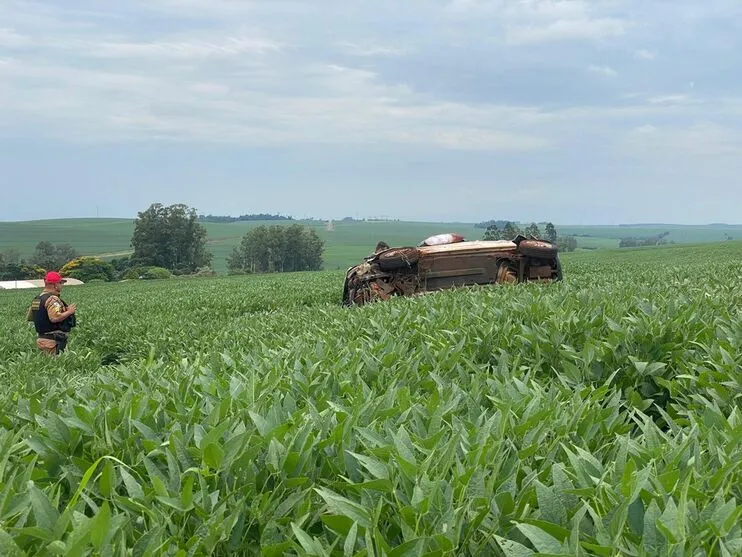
[342,233,562,306]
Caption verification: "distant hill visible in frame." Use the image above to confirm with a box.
[2,218,741,274]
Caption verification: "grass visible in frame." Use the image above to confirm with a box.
[0,219,136,258]
[0,241,741,555]
[2,218,742,273]
[560,224,742,245]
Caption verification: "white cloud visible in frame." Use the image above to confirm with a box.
[624,123,742,157]
[0,27,30,47]
[339,42,407,57]
[672,124,742,155]
[633,124,657,134]
[511,0,593,20]
[507,17,627,44]
[89,36,283,59]
[634,49,656,60]
[135,0,256,17]
[648,94,692,105]
[446,0,631,44]
[448,0,593,19]
[189,82,231,95]
[588,64,618,77]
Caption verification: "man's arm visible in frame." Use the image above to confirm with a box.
[46,296,76,323]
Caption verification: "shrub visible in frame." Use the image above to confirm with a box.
[60,257,115,282]
[141,267,172,280]
[121,267,144,281]
[0,264,46,281]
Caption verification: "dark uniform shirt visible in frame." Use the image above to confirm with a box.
[26,290,65,325]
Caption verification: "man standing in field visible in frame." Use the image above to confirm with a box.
[26,271,77,355]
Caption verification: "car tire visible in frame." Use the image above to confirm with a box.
[495,262,518,283]
[377,247,420,271]
[518,239,558,258]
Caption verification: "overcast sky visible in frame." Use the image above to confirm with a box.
[1,0,741,224]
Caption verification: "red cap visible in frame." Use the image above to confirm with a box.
[44,271,67,284]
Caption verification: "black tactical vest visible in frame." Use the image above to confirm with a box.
[30,293,65,335]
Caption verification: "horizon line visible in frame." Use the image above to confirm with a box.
[2,216,742,228]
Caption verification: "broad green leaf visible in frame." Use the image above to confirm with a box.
[203,443,224,470]
[657,497,682,544]
[27,481,59,531]
[494,535,536,557]
[347,451,389,480]
[642,500,664,554]
[0,528,24,557]
[710,499,742,537]
[344,522,358,557]
[120,467,144,500]
[99,459,116,498]
[627,497,644,537]
[535,481,567,525]
[515,523,564,554]
[290,522,325,556]
[90,500,111,550]
[314,488,372,529]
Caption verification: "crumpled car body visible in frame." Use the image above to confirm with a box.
[342,234,562,306]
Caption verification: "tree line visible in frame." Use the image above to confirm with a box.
[197,213,294,223]
[619,231,673,248]
[482,221,578,252]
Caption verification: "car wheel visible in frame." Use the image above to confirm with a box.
[518,239,558,258]
[495,262,518,283]
[377,247,420,271]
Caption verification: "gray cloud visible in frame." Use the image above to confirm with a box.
[0,0,741,223]
[2,0,740,150]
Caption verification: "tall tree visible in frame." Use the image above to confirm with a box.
[525,223,541,238]
[131,203,212,273]
[300,226,324,271]
[29,241,56,269]
[267,225,288,272]
[0,248,21,266]
[557,235,578,252]
[55,244,79,267]
[482,224,502,240]
[29,241,79,270]
[502,222,521,239]
[284,224,305,272]
[545,222,557,243]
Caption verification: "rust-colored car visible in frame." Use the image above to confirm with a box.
[342,234,562,306]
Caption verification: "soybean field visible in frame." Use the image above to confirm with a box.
[0,242,741,556]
